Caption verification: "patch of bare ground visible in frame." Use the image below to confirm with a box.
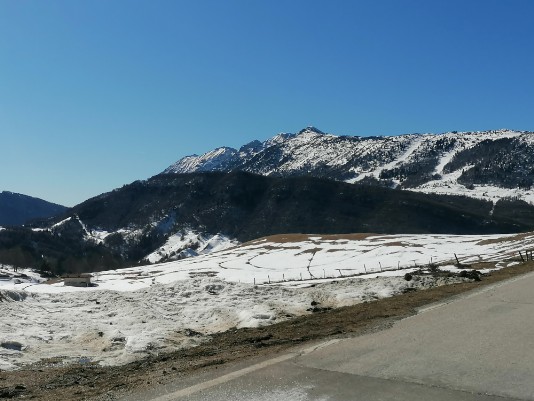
[369,235,401,241]
[296,247,322,255]
[468,261,499,270]
[477,231,534,246]
[326,248,355,253]
[379,241,424,248]
[259,245,300,251]
[245,233,376,245]
[2,261,534,401]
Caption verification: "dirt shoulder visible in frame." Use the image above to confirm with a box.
[2,261,534,401]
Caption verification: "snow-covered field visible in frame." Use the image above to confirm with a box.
[1,232,533,371]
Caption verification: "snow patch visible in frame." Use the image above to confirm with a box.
[144,230,239,264]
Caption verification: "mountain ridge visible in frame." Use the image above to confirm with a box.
[2,127,534,275]
[0,191,67,226]
[3,171,534,276]
[163,128,534,204]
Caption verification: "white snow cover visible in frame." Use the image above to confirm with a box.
[1,232,532,370]
[164,147,237,173]
[0,265,44,289]
[144,231,239,263]
[50,216,73,228]
[291,129,534,204]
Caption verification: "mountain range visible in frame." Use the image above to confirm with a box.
[1,127,534,275]
[164,127,534,204]
[2,171,533,275]
[0,191,66,226]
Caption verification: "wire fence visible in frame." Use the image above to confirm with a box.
[254,251,532,285]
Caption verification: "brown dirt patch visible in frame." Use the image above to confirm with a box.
[297,247,322,255]
[380,241,424,248]
[260,245,300,251]
[468,261,500,270]
[245,233,376,245]
[369,235,400,241]
[2,261,534,401]
[477,232,534,246]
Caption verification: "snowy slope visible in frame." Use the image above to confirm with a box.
[32,214,239,264]
[1,231,532,370]
[144,231,239,263]
[163,128,534,203]
[169,147,238,173]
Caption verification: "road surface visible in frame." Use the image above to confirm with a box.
[123,271,534,401]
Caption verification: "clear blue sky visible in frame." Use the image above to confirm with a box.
[1,0,534,206]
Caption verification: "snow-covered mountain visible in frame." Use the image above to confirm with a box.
[164,128,534,204]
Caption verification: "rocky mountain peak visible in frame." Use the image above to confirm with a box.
[297,126,326,135]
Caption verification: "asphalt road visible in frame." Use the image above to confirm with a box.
[126,272,534,401]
